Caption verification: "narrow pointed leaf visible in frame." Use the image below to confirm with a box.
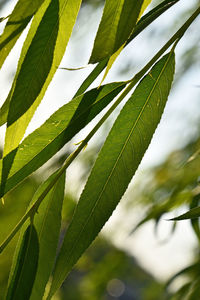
[0,82,126,198]
[0,0,179,128]
[171,206,200,221]
[138,0,152,19]
[99,0,153,84]
[4,0,82,155]
[0,0,44,69]
[74,0,179,94]
[6,224,39,300]
[89,0,144,64]
[48,52,175,297]
[30,173,65,300]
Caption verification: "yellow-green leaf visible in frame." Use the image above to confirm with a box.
[4,0,82,156]
[89,0,144,64]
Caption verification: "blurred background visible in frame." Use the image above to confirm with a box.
[0,0,200,299]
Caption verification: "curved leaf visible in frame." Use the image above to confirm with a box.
[99,0,153,84]
[89,0,144,64]
[6,224,39,300]
[48,51,175,297]
[0,0,44,69]
[4,0,82,155]
[75,0,179,92]
[0,82,126,198]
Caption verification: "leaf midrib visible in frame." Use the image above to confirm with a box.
[57,52,173,283]
[6,83,125,183]
[8,0,70,125]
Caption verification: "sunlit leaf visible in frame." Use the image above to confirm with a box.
[138,0,152,19]
[89,0,144,63]
[0,82,125,198]
[48,52,175,297]
[99,0,153,83]
[0,0,44,69]
[79,0,179,88]
[4,0,82,155]
[6,224,39,300]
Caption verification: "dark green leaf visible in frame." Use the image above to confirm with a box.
[30,173,65,300]
[6,224,39,300]
[190,194,200,240]
[48,52,175,297]
[89,0,144,63]
[0,82,126,198]
[0,0,44,69]
[171,206,200,221]
[4,0,82,155]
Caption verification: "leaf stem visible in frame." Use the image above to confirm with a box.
[0,6,199,253]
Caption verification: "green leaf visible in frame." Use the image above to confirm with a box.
[0,0,179,128]
[89,0,144,63]
[74,59,109,97]
[171,206,200,221]
[29,173,65,300]
[6,224,39,300]
[0,95,10,127]
[0,82,126,198]
[0,0,44,69]
[4,0,82,155]
[48,52,175,297]
[99,0,153,84]
[190,194,200,241]
[75,0,179,92]
[138,0,152,19]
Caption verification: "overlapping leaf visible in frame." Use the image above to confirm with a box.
[0,82,126,198]
[99,0,153,83]
[76,0,179,93]
[30,172,65,300]
[6,224,39,300]
[4,0,82,155]
[48,52,175,297]
[89,0,144,63]
[0,0,44,69]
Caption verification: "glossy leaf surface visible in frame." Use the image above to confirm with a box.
[0,82,125,198]
[48,52,175,297]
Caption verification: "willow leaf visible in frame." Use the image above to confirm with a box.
[0,82,126,198]
[30,173,65,300]
[89,0,144,64]
[75,0,179,94]
[6,224,39,300]
[48,52,175,297]
[4,0,82,155]
[0,0,44,69]
[171,207,200,221]
[139,0,152,18]
[99,0,153,84]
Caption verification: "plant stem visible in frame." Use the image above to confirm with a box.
[0,6,199,253]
